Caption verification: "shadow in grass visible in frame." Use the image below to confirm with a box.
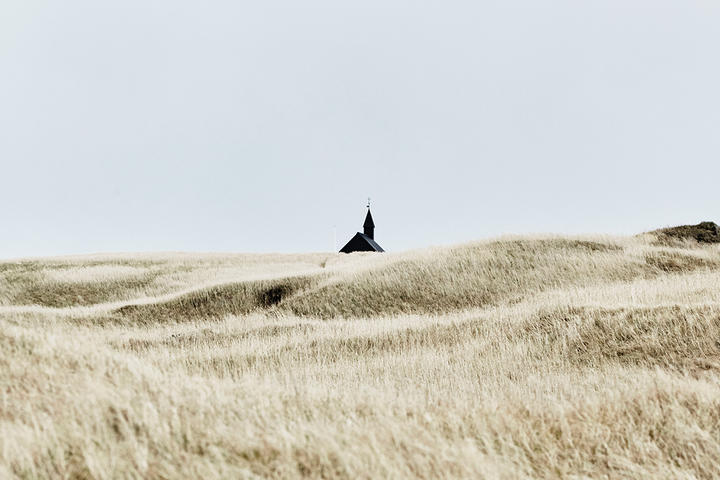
[644,250,720,274]
[111,275,316,325]
[0,260,167,308]
[527,304,720,372]
[178,304,720,379]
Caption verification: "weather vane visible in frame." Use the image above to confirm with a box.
[367,197,371,209]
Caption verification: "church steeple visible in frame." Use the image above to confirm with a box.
[339,200,384,253]
[363,205,375,240]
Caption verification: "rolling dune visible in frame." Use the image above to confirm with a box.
[2,232,720,478]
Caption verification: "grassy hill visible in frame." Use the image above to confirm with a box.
[2,230,720,478]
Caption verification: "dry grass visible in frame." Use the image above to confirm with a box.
[2,233,720,478]
[652,221,720,246]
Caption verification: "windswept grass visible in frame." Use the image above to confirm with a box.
[115,275,316,325]
[2,233,720,478]
[284,239,640,317]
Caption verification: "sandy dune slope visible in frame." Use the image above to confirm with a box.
[2,233,720,478]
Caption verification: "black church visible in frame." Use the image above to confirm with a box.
[339,207,385,253]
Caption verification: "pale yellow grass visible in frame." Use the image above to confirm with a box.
[2,235,720,478]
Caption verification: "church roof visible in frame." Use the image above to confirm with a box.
[339,232,384,253]
[339,204,384,253]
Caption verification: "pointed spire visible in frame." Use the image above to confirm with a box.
[363,206,375,239]
[363,209,375,228]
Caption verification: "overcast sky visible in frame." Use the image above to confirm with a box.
[1,0,719,258]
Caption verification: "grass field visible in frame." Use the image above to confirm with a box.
[3,231,720,479]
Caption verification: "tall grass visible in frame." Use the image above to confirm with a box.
[2,234,720,478]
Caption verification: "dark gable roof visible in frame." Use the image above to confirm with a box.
[358,233,384,252]
[339,232,385,253]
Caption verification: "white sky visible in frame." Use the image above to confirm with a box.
[1,0,719,258]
